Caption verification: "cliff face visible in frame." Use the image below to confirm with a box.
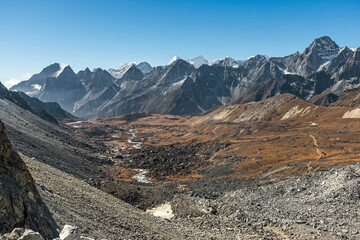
[0,120,58,239]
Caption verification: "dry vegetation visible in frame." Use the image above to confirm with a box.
[69,94,360,184]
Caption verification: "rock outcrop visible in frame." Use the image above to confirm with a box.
[0,120,58,239]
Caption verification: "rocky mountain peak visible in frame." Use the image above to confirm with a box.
[186,55,208,68]
[41,63,61,75]
[306,36,340,60]
[135,62,153,74]
[353,48,360,59]
[168,58,193,68]
[168,56,182,65]
[57,65,75,78]
[118,65,144,83]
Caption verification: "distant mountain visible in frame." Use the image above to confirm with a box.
[234,72,334,104]
[96,59,195,117]
[74,68,119,117]
[328,48,360,95]
[167,56,180,65]
[186,55,208,68]
[10,63,67,96]
[0,82,62,124]
[10,36,359,118]
[108,61,153,78]
[37,65,86,113]
[271,36,342,76]
[209,57,244,68]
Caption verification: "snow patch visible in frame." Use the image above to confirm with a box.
[53,63,68,77]
[281,106,311,120]
[279,68,295,75]
[146,203,174,219]
[32,84,42,90]
[343,109,360,118]
[168,56,182,65]
[108,62,152,78]
[317,61,331,72]
[186,55,208,68]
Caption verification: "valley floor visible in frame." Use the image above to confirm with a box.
[3,95,360,239]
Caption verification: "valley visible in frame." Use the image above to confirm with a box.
[39,93,360,239]
[72,94,360,184]
[1,35,360,239]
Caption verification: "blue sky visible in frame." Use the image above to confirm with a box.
[0,0,359,87]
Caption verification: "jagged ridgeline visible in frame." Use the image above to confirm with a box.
[10,36,359,119]
[0,120,58,239]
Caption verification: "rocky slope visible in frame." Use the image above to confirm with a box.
[0,82,60,124]
[308,91,339,106]
[234,72,335,104]
[17,92,74,121]
[0,120,58,239]
[329,86,360,108]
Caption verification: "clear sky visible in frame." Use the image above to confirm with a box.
[1,0,359,87]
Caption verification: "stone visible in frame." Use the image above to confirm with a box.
[0,120,58,239]
[59,225,78,240]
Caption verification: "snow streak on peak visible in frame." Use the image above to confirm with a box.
[209,57,244,68]
[186,55,208,68]
[108,61,152,78]
[53,63,69,78]
[168,56,182,65]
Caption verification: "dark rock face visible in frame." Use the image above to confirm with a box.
[37,66,86,113]
[334,48,360,80]
[10,63,62,96]
[117,65,144,84]
[320,47,354,73]
[272,36,341,76]
[330,86,360,108]
[17,92,74,121]
[234,72,334,104]
[0,120,58,239]
[0,82,59,125]
[74,68,118,117]
[308,92,338,106]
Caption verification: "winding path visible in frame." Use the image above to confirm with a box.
[307,134,322,173]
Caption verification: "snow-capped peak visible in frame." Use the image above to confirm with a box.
[168,56,182,65]
[208,57,244,68]
[186,55,208,68]
[108,61,152,78]
[53,63,68,78]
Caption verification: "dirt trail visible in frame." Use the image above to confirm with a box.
[307,134,322,173]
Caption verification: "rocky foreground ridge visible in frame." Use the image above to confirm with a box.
[0,120,58,239]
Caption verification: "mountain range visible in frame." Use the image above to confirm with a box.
[9,36,360,118]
